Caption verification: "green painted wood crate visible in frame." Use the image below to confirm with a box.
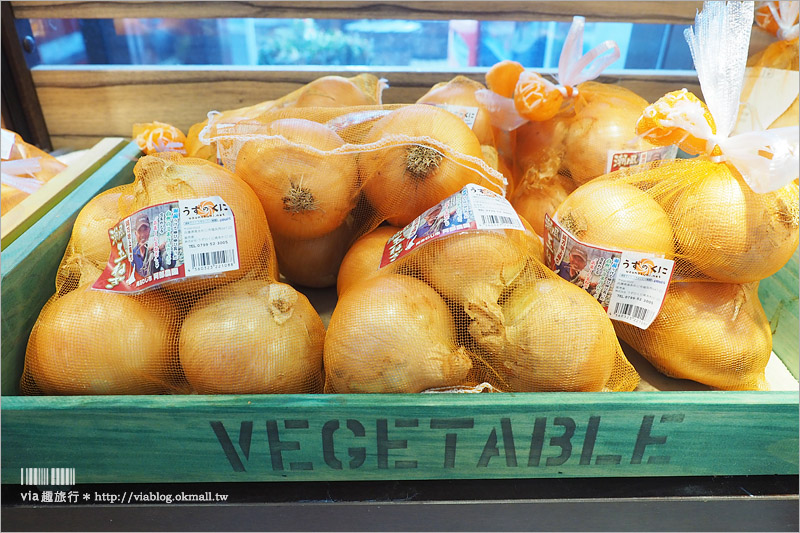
[1,140,798,485]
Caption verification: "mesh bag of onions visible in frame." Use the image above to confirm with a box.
[321,183,641,394]
[546,2,799,390]
[474,17,672,238]
[203,100,508,290]
[21,153,326,395]
[184,73,387,162]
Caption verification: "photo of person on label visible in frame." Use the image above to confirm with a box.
[132,213,174,279]
[557,246,597,294]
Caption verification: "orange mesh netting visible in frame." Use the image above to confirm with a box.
[1,128,67,214]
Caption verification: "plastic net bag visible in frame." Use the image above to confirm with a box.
[321,184,640,393]
[1,128,67,213]
[204,102,507,289]
[185,73,387,161]
[22,153,326,395]
[547,2,798,390]
[615,281,772,390]
[474,18,668,237]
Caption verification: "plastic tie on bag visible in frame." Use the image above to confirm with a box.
[1,158,44,193]
[475,16,620,131]
[645,1,799,193]
[764,1,800,40]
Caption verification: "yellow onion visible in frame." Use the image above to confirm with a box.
[131,153,272,291]
[511,171,577,237]
[324,274,472,393]
[272,217,356,288]
[180,280,324,394]
[234,118,358,240]
[67,185,135,269]
[615,281,772,390]
[554,179,675,258]
[359,104,487,226]
[293,75,375,108]
[668,160,799,282]
[418,230,530,330]
[336,224,400,296]
[475,277,620,392]
[515,82,656,187]
[416,75,495,146]
[25,286,178,395]
[1,185,30,214]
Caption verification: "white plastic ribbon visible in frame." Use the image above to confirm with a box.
[557,16,621,88]
[768,1,800,40]
[475,16,620,131]
[1,157,44,193]
[682,1,799,193]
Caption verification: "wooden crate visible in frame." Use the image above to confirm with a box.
[2,1,797,486]
[1,141,798,485]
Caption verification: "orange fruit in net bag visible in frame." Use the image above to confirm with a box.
[132,121,187,155]
[755,1,798,36]
[485,59,525,98]
[635,89,719,156]
[513,71,566,122]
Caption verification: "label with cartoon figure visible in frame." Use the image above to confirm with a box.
[543,214,673,329]
[380,184,525,268]
[93,196,239,293]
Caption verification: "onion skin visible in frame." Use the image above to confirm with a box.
[416,76,495,147]
[26,286,178,395]
[324,274,472,393]
[359,104,486,227]
[272,218,355,289]
[615,281,772,390]
[180,280,324,394]
[554,179,675,258]
[667,160,799,283]
[294,76,375,108]
[336,225,400,296]
[511,171,576,238]
[474,278,619,392]
[234,118,358,240]
[68,186,135,269]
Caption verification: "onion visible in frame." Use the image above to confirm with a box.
[324,274,472,393]
[668,160,799,282]
[474,277,620,392]
[25,285,179,395]
[132,153,272,291]
[293,75,375,108]
[67,186,135,269]
[1,185,29,213]
[511,171,577,237]
[234,118,358,240]
[417,229,530,334]
[179,280,325,394]
[554,179,675,258]
[272,216,356,288]
[185,99,278,161]
[416,76,495,146]
[516,82,656,187]
[359,104,487,226]
[336,224,401,296]
[615,281,772,390]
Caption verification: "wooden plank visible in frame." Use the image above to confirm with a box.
[1,137,130,249]
[759,250,800,379]
[0,141,142,397]
[31,67,701,150]
[11,1,704,24]
[1,391,797,483]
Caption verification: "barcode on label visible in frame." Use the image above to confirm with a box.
[190,249,234,269]
[481,215,515,226]
[613,302,650,323]
[21,468,75,486]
